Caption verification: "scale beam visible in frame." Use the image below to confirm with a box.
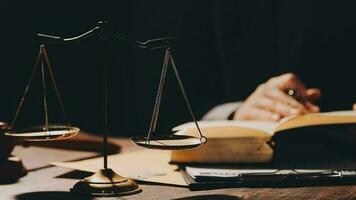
[37,21,174,49]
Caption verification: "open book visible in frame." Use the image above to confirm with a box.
[170,111,356,164]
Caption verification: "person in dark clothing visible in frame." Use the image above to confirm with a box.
[175,0,356,121]
[1,0,355,136]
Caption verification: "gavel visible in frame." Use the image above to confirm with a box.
[0,122,15,161]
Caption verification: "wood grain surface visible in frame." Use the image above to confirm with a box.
[1,134,356,200]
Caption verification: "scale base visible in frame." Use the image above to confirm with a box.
[71,168,142,197]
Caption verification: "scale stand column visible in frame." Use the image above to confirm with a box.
[70,22,141,197]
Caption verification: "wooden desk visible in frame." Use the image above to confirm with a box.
[1,136,356,200]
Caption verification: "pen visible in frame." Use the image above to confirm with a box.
[286,89,306,103]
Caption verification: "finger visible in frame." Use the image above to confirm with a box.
[265,87,307,110]
[270,73,307,93]
[353,104,356,111]
[305,88,321,102]
[304,101,320,113]
[256,97,303,117]
[248,107,281,121]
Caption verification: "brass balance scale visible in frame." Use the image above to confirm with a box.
[4,21,206,196]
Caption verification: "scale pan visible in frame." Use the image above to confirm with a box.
[131,134,206,150]
[4,125,80,141]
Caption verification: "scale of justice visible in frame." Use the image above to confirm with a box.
[4,21,207,196]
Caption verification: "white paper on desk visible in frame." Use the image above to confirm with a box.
[52,150,188,186]
[186,166,278,179]
[185,166,334,179]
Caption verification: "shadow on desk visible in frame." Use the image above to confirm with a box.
[15,191,93,200]
[15,192,241,200]
[172,194,241,200]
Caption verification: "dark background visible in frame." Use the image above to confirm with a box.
[1,0,355,136]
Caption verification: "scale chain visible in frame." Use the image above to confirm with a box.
[147,47,205,142]
[11,45,71,133]
[147,47,170,142]
[40,59,49,132]
[151,48,170,131]
[168,50,204,140]
[11,47,42,130]
[42,45,71,129]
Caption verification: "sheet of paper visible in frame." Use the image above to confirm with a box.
[185,166,336,179]
[13,146,98,171]
[185,166,277,178]
[52,149,188,186]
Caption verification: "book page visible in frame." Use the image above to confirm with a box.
[173,110,356,138]
[274,110,356,133]
[173,120,277,138]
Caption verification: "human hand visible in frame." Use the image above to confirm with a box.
[233,73,321,121]
[353,103,356,111]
